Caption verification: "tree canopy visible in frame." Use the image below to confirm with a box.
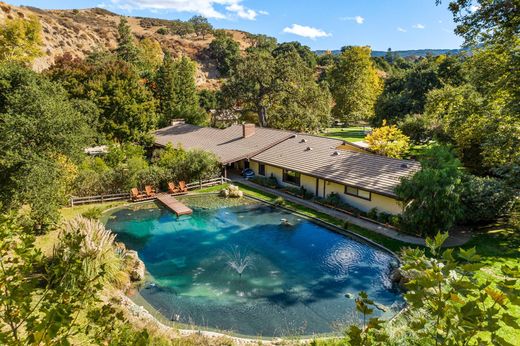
[0,16,42,65]
[328,46,382,123]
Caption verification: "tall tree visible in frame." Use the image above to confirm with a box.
[0,16,42,65]
[188,15,213,39]
[136,37,163,75]
[47,54,158,144]
[115,17,139,64]
[0,63,91,229]
[328,46,382,123]
[272,41,317,69]
[222,50,277,127]
[208,30,240,77]
[222,49,331,131]
[155,54,206,126]
[172,56,207,125]
[396,145,464,236]
[438,0,519,46]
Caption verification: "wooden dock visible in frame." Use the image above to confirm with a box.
[156,193,193,216]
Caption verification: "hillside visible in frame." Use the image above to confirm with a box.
[316,48,467,57]
[0,2,252,88]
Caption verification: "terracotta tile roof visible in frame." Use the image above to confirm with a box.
[154,123,295,164]
[251,134,421,197]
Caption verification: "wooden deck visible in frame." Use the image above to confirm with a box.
[156,193,193,216]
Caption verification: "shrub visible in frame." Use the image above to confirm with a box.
[367,207,379,220]
[250,176,278,189]
[273,197,285,206]
[398,113,431,143]
[460,174,514,225]
[156,27,168,35]
[81,207,103,220]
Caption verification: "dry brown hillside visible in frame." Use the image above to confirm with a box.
[0,1,252,88]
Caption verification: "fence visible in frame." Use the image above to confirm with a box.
[69,176,232,206]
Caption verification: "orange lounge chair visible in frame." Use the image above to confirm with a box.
[178,181,188,193]
[145,185,156,197]
[131,188,146,201]
[168,182,180,194]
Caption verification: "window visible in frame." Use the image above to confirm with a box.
[282,169,300,186]
[344,185,371,200]
[259,164,265,176]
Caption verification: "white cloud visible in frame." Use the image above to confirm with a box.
[283,24,331,40]
[470,5,481,12]
[397,27,407,32]
[412,23,425,29]
[110,0,260,20]
[340,15,365,24]
[258,10,269,15]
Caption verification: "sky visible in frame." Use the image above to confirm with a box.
[9,0,466,51]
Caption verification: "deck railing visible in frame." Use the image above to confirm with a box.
[69,176,232,206]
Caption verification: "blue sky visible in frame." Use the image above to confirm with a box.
[10,0,464,50]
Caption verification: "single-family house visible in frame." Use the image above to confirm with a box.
[154,121,420,215]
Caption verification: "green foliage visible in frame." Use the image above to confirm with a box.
[366,120,410,158]
[0,63,91,230]
[115,17,139,64]
[208,30,240,76]
[81,207,104,220]
[397,113,432,143]
[0,15,43,65]
[441,0,520,46]
[0,213,124,344]
[188,15,213,39]
[399,232,520,345]
[156,54,207,126]
[47,54,158,144]
[273,41,317,69]
[374,59,443,125]
[198,88,218,111]
[460,174,515,225]
[245,33,277,54]
[223,48,332,132]
[396,145,464,236]
[328,46,382,123]
[136,37,163,74]
[250,175,279,189]
[154,144,220,183]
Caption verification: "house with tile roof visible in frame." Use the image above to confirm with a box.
[154,121,420,215]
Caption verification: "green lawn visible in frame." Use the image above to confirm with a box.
[320,126,370,142]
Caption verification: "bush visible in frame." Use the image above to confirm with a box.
[250,176,278,189]
[81,207,103,220]
[273,197,285,206]
[156,27,168,35]
[460,174,514,225]
[367,207,379,220]
[398,113,431,143]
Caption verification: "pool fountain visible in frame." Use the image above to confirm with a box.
[225,246,252,278]
[104,195,402,337]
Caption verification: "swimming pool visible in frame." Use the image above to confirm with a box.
[104,196,403,337]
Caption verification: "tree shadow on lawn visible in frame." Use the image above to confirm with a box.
[465,225,520,262]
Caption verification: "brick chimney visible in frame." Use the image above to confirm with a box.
[242,123,255,138]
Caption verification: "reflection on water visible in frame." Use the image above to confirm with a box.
[105,197,403,337]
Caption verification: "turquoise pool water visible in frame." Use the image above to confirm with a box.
[105,197,403,337]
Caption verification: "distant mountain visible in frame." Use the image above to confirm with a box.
[316,48,468,57]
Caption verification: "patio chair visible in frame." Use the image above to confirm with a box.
[178,181,188,193]
[131,188,146,201]
[168,182,180,194]
[145,185,156,197]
